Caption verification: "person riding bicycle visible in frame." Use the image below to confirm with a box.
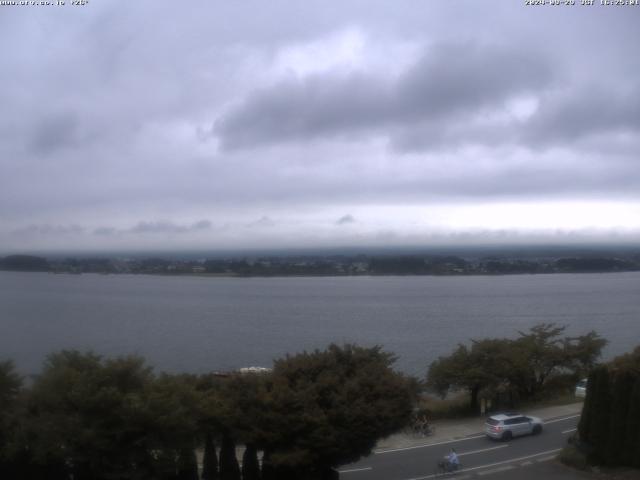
[444,448,459,472]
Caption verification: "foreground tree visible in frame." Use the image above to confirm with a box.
[577,345,640,467]
[625,376,640,467]
[514,324,606,398]
[427,339,522,411]
[241,444,260,480]
[0,361,22,478]
[176,447,198,480]
[427,324,606,410]
[218,433,241,480]
[141,373,206,480]
[25,351,161,479]
[23,351,203,480]
[260,344,414,479]
[201,433,219,480]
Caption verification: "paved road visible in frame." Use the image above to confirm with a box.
[339,414,580,480]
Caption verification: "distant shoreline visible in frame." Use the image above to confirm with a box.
[2,251,639,278]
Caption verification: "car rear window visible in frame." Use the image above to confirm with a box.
[486,418,500,426]
[508,417,527,424]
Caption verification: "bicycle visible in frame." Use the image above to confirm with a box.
[412,421,435,437]
[434,459,463,476]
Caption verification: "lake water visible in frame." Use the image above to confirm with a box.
[1,271,639,376]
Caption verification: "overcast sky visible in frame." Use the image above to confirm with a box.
[1,1,639,252]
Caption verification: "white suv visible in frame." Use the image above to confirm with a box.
[485,413,543,441]
[575,379,587,398]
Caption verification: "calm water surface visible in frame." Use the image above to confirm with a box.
[1,271,639,376]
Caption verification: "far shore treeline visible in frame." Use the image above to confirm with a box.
[1,323,627,480]
[1,249,640,276]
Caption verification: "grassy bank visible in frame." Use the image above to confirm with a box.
[417,391,583,420]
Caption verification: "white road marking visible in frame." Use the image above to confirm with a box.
[375,435,486,454]
[404,448,563,480]
[458,444,509,457]
[459,449,561,473]
[562,428,577,434]
[544,414,580,425]
[338,466,373,474]
[536,455,557,462]
[478,465,514,476]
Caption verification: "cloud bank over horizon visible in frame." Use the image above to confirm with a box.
[1,1,639,252]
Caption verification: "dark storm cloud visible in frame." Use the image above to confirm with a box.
[30,112,81,154]
[214,74,389,149]
[395,43,551,120]
[214,43,554,151]
[93,227,117,236]
[523,87,640,147]
[336,214,356,225]
[392,86,640,153]
[192,220,213,230]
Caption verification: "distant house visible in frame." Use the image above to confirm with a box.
[238,366,271,375]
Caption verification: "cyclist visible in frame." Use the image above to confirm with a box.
[445,448,460,472]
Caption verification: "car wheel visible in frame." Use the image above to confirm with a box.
[532,425,542,435]
[502,431,512,441]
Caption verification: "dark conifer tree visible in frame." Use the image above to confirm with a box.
[0,361,22,480]
[28,458,69,480]
[260,451,276,480]
[625,377,640,468]
[177,447,199,480]
[586,367,612,464]
[241,444,260,480]
[156,450,179,480]
[219,433,240,480]
[202,433,219,480]
[577,370,596,442]
[606,372,634,465]
[321,467,340,480]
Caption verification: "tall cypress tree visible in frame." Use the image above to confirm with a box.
[241,444,261,480]
[156,450,179,480]
[605,372,634,465]
[578,370,596,442]
[219,434,240,480]
[321,467,340,480]
[177,447,199,480]
[260,450,276,480]
[625,377,640,468]
[202,433,219,480]
[587,367,612,464]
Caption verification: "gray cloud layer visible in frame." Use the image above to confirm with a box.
[1,1,639,250]
[214,43,554,151]
[128,220,212,235]
[215,43,640,156]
